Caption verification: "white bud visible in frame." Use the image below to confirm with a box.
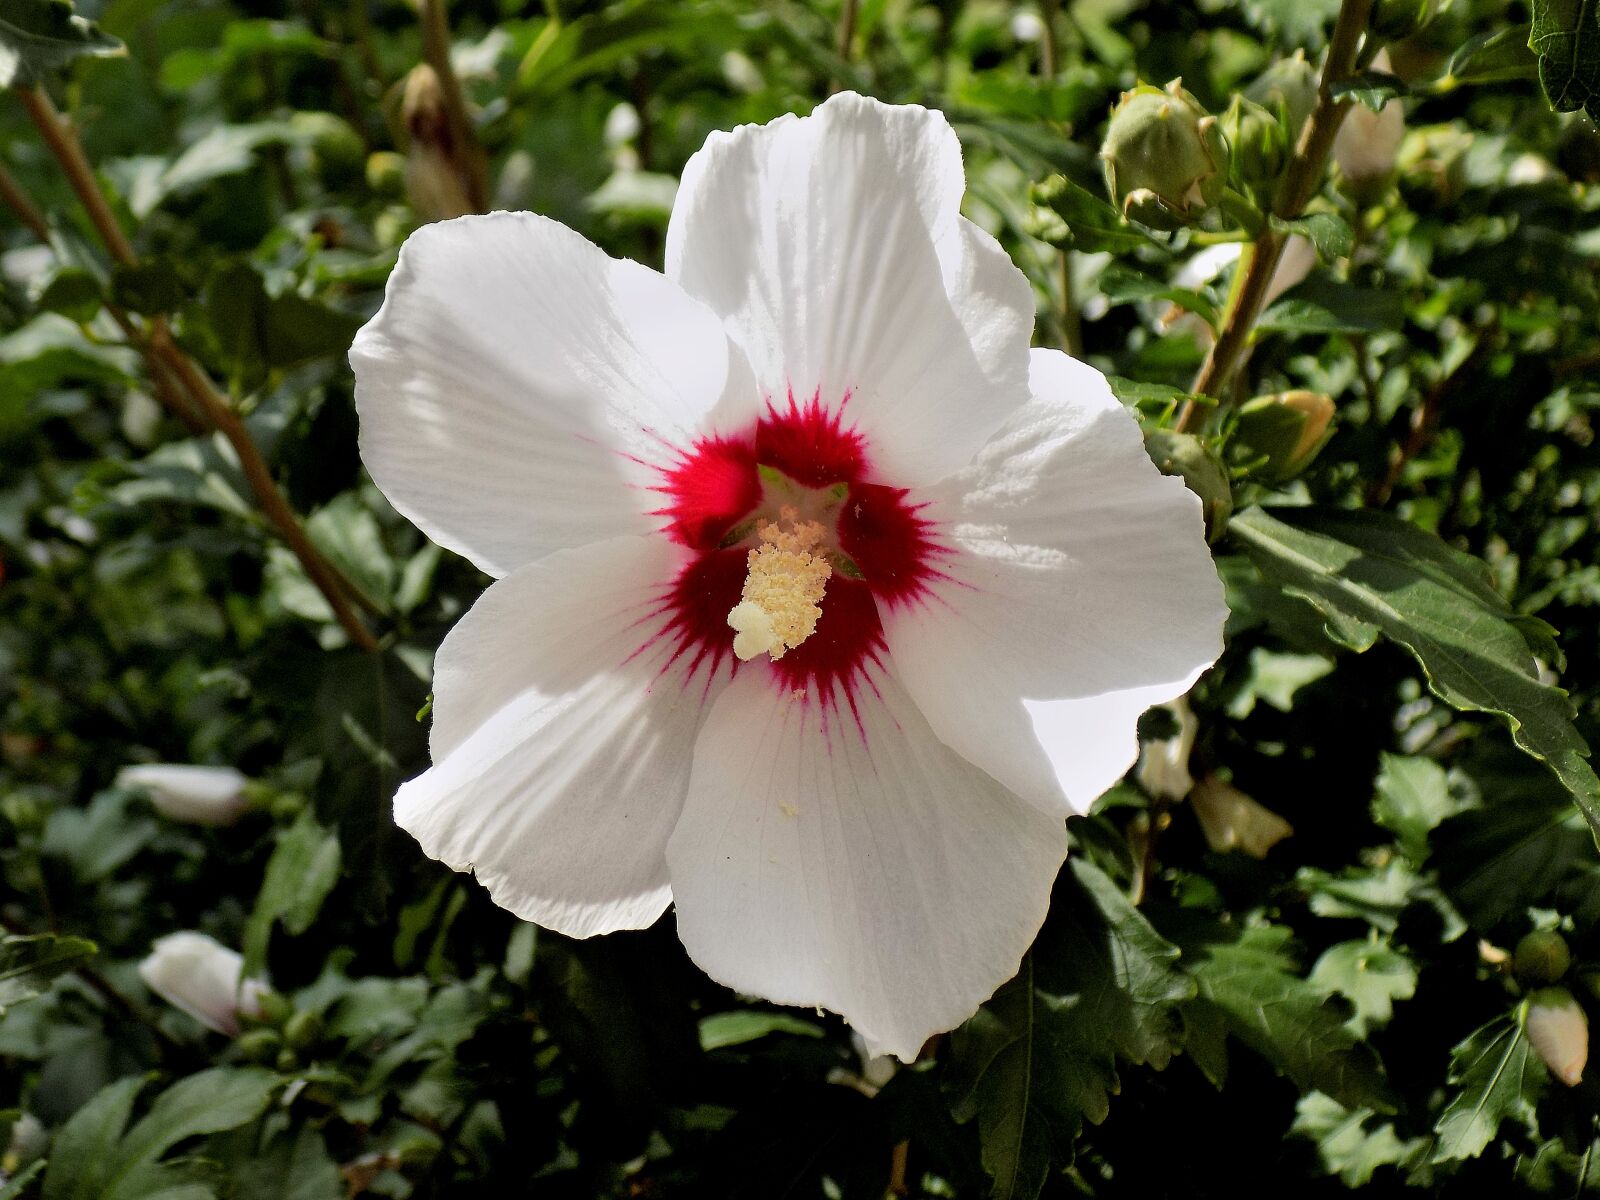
[1188,774,1293,858]
[116,764,251,826]
[1136,697,1198,801]
[1010,10,1046,42]
[138,932,269,1036]
[1333,50,1404,188]
[603,102,642,148]
[1526,987,1588,1087]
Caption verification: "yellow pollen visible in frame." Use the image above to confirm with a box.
[726,506,832,662]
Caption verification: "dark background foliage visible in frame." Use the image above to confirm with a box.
[3,0,1600,1196]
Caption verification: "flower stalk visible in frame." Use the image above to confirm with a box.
[416,0,488,213]
[1178,0,1376,428]
[15,87,380,652]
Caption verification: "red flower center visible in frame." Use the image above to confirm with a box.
[646,392,944,702]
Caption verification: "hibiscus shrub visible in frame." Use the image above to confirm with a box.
[4,0,1600,1196]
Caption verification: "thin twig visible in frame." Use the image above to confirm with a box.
[1036,0,1082,356]
[1368,324,1495,505]
[150,327,381,650]
[0,159,51,241]
[1178,0,1375,429]
[886,1139,910,1197]
[16,86,380,650]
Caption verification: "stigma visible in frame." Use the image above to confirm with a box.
[726,506,832,662]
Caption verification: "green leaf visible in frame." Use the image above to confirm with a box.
[1331,70,1407,110]
[1256,279,1405,334]
[110,261,187,316]
[1096,264,1221,329]
[0,0,123,89]
[698,1010,826,1051]
[1308,941,1418,1037]
[41,1074,145,1200]
[242,808,341,975]
[948,860,1193,1197]
[1529,0,1600,120]
[1271,212,1355,262]
[1029,174,1152,253]
[1437,25,1539,87]
[0,933,96,1017]
[1229,506,1600,842]
[0,1161,46,1200]
[1433,1014,1546,1161]
[35,269,104,323]
[100,1068,279,1200]
[1292,1092,1428,1186]
[1171,917,1395,1112]
[1372,753,1468,862]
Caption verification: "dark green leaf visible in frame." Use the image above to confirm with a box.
[1433,1015,1545,1161]
[1172,917,1395,1112]
[1438,25,1539,86]
[1308,941,1417,1037]
[0,933,96,1017]
[1331,70,1408,109]
[243,809,341,974]
[0,0,123,89]
[949,860,1193,1197]
[1097,264,1220,329]
[1529,0,1600,120]
[35,269,104,323]
[1271,212,1354,262]
[1256,279,1405,334]
[1230,506,1600,841]
[111,261,187,316]
[1029,174,1152,253]
[41,1075,145,1200]
[101,1068,279,1200]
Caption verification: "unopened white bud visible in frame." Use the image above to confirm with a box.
[1526,987,1588,1087]
[138,932,270,1036]
[1333,51,1404,191]
[116,764,251,826]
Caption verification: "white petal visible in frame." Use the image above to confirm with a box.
[668,669,1067,1061]
[883,348,1226,815]
[666,93,1032,485]
[399,535,725,937]
[351,212,754,578]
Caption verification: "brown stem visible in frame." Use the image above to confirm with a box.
[17,86,380,650]
[17,88,137,265]
[151,327,380,650]
[1179,0,1375,428]
[0,159,51,241]
[417,0,489,212]
[886,1139,910,1197]
[1367,324,1495,505]
[837,0,861,61]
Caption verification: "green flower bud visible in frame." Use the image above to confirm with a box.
[366,152,407,198]
[1371,0,1443,41]
[1234,390,1335,482]
[251,988,294,1028]
[1244,50,1320,138]
[1525,986,1588,1086]
[1102,80,1230,231]
[1143,429,1232,541]
[1221,95,1288,198]
[1515,930,1573,985]
[235,1027,282,1064]
[275,1046,300,1073]
[283,1009,323,1050]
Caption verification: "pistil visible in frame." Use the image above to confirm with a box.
[726,506,832,661]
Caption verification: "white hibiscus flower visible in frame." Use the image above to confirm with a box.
[350,92,1226,1060]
